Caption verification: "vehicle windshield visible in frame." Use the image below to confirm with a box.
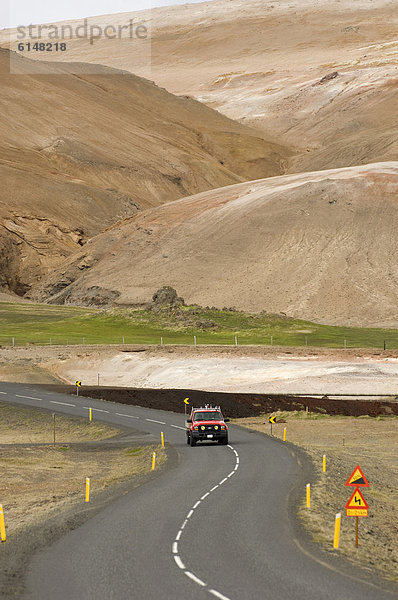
[193,411,223,421]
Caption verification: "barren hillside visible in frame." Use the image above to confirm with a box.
[0,48,289,295]
[31,161,398,326]
[3,0,397,170]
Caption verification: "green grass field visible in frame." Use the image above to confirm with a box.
[1,302,398,349]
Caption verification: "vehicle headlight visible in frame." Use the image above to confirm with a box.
[214,425,219,430]
[194,426,199,430]
[201,426,205,430]
[221,425,226,430]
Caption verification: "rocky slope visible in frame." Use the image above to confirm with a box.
[31,161,398,326]
[0,48,289,294]
[3,0,396,171]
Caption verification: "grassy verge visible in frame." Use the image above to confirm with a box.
[0,403,166,536]
[235,412,398,582]
[1,302,398,349]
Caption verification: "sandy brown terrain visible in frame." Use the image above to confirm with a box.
[238,413,398,583]
[0,401,165,535]
[30,162,398,326]
[0,47,288,296]
[2,0,396,173]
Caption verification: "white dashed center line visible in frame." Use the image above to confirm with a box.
[6,395,237,598]
[174,556,185,570]
[171,444,239,600]
[186,572,206,587]
[209,589,232,600]
[115,413,139,419]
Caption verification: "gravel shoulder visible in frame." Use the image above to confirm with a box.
[236,412,398,585]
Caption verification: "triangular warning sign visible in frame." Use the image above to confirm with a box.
[345,465,369,487]
[345,487,369,516]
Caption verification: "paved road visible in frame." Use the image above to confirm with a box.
[0,382,395,600]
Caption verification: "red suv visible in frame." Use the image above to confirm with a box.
[186,405,229,446]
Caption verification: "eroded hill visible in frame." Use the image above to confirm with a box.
[31,161,398,326]
[0,48,289,294]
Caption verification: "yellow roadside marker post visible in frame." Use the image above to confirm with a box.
[76,380,82,397]
[161,432,165,447]
[323,454,326,473]
[333,512,341,549]
[306,483,311,508]
[0,505,6,542]
[88,408,92,422]
[85,478,90,503]
[283,428,287,442]
[152,452,156,470]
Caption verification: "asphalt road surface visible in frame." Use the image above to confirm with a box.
[0,382,395,600]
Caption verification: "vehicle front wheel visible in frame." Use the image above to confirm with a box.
[222,437,228,445]
[190,436,196,447]
[186,435,190,445]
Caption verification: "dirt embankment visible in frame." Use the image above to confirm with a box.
[50,385,398,418]
[238,413,398,585]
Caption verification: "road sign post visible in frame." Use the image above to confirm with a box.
[345,465,370,548]
[345,487,369,517]
[355,515,359,548]
[269,415,276,435]
[345,465,370,488]
[184,397,190,415]
[76,380,82,396]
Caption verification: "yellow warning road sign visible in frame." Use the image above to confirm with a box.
[76,380,82,387]
[345,464,369,487]
[345,487,369,517]
[269,415,277,424]
[184,398,190,405]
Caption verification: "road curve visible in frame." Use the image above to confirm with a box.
[0,382,395,600]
